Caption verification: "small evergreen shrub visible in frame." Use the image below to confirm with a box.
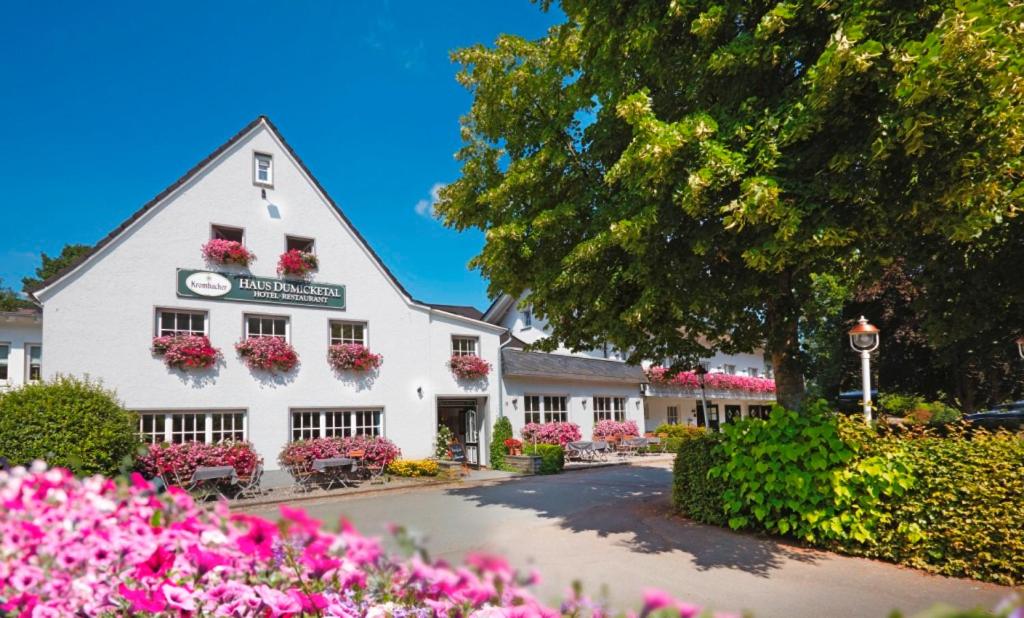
[0,376,139,476]
[490,416,513,470]
[524,444,564,474]
[435,424,455,459]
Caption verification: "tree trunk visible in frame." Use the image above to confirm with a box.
[767,275,806,410]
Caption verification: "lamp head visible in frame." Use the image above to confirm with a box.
[1017,336,1024,359]
[849,316,880,352]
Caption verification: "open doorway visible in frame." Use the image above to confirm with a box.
[437,398,484,467]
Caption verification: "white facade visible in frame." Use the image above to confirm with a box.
[24,117,504,470]
[0,311,42,392]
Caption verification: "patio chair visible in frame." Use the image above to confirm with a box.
[234,463,264,499]
[591,441,611,462]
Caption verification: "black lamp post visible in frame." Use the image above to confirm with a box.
[695,363,710,430]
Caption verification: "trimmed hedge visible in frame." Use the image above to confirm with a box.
[0,376,140,476]
[490,416,513,470]
[672,403,1024,585]
[654,424,706,439]
[524,444,564,474]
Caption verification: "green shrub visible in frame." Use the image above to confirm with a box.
[0,376,140,476]
[672,429,727,525]
[654,424,706,439]
[435,424,454,459]
[490,415,513,470]
[879,393,925,417]
[904,401,962,426]
[524,444,564,474]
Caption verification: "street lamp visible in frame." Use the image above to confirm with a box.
[695,363,711,430]
[1017,336,1024,360]
[849,316,880,423]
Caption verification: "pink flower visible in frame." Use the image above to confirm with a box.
[133,545,175,580]
[328,343,383,372]
[201,239,255,266]
[152,334,221,370]
[521,422,582,446]
[163,584,196,611]
[448,354,491,379]
[118,584,167,613]
[235,336,299,373]
[256,584,302,616]
[276,249,318,277]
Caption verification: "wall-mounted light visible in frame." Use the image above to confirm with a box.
[417,386,423,399]
[635,400,642,409]
[582,399,588,410]
[511,398,518,410]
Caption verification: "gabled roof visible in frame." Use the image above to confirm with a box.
[27,116,501,331]
[502,348,647,384]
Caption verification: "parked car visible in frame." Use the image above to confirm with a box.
[964,401,1024,431]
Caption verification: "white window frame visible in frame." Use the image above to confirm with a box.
[285,235,316,254]
[289,409,384,441]
[523,394,567,424]
[0,342,9,383]
[244,313,290,341]
[521,307,532,329]
[156,308,209,337]
[25,344,41,383]
[747,367,759,377]
[329,320,367,346]
[210,224,245,243]
[593,396,626,422]
[254,152,273,187]
[451,335,479,357]
[722,364,736,375]
[136,410,247,444]
[667,405,679,425]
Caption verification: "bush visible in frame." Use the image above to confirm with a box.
[879,392,925,417]
[904,401,962,426]
[524,444,564,474]
[672,429,728,525]
[0,376,139,476]
[490,415,513,470]
[387,459,440,477]
[655,424,706,439]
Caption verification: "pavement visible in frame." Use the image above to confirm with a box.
[241,462,1011,618]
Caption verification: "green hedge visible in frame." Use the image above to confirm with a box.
[672,402,1024,585]
[654,424,706,438]
[524,444,564,474]
[0,376,140,476]
[490,416,513,470]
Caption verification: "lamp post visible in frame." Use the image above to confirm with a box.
[695,363,711,430]
[848,316,881,423]
[1017,336,1024,360]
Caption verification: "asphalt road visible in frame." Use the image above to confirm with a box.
[244,463,1010,617]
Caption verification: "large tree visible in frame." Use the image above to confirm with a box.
[21,244,91,292]
[0,278,31,312]
[437,0,1023,408]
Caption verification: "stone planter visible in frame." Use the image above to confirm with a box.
[504,454,542,474]
[437,460,465,479]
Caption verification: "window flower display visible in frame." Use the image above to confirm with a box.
[520,421,582,446]
[276,249,318,278]
[200,239,255,267]
[151,335,220,370]
[593,419,640,440]
[137,441,261,486]
[327,343,383,372]
[235,337,299,373]
[278,435,400,476]
[646,366,776,393]
[448,354,491,380]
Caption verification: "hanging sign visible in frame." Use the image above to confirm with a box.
[176,269,346,310]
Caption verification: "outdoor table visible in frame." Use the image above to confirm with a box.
[187,465,237,500]
[312,457,356,490]
[566,441,594,462]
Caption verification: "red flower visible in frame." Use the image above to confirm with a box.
[235,337,299,373]
[448,354,491,379]
[328,343,383,372]
[277,249,318,277]
[201,239,255,266]
[152,335,221,370]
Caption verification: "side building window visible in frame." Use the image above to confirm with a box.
[245,315,288,340]
[0,343,8,382]
[157,309,208,336]
[290,409,383,441]
[330,321,366,346]
[593,396,626,422]
[26,345,41,382]
[451,336,478,356]
[137,411,246,444]
[667,405,679,425]
[523,395,567,425]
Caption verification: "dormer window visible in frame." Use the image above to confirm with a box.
[211,224,244,243]
[286,236,315,253]
[254,153,273,187]
[522,307,532,329]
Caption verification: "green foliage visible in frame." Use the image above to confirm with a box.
[903,401,962,426]
[434,424,455,459]
[524,444,564,474]
[0,376,140,476]
[671,429,727,525]
[0,277,32,311]
[880,393,926,417]
[21,244,91,292]
[439,0,1024,410]
[490,415,513,470]
[654,424,706,438]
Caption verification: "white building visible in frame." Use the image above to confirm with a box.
[0,309,42,392]
[16,116,505,470]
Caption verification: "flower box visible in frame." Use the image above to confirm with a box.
[448,354,491,380]
[151,335,221,370]
[504,454,542,474]
[200,239,255,267]
[235,337,299,373]
[327,343,383,372]
[646,366,776,393]
[503,438,523,456]
[137,441,261,487]
[277,249,319,278]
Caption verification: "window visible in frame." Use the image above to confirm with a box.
[521,308,532,329]
[26,345,41,382]
[523,395,567,424]
[330,321,366,346]
[286,236,315,253]
[0,344,8,381]
[765,365,774,379]
[723,364,736,375]
[725,405,742,422]
[245,315,288,340]
[667,406,679,425]
[254,153,273,186]
[157,309,207,337]
[747,367,760,377]
[593,396,625,422]
[451,336,478,357]
[211,224,244,243]
[748,405,772,420]
[290,410,383,441]
[136,411,246,444]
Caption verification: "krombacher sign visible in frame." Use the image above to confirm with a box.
[176,269,346,310]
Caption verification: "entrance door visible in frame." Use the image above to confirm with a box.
[725,405,742,423]
[437,398,482,467]
[695,402,720,431]
[463,408,479,466]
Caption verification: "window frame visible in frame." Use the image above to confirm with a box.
[210,223,245,243]
[135,410,247,444]
[747,367,760,377]
[666,405,679,425]
[0,342,9,383]
[451,335,479,357]
[289,408,385,442]
[722,364,736,375]
[243,313,290,341]
[329,320,367,346]
[523,394,568,424]
[155,307,209,338]
[253,152,273,187]
[593,396,626,422]
[285,235,316,254]
[521,307,532,329]
[25,344,41,383]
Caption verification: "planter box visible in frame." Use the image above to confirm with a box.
[437,460,466,479]
[504,454,542,474]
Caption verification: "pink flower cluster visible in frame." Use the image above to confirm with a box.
[448,354,491,380]
[151,335,221,370]
[235,337,299,373]
[136,442,262,484]
[278,435,401,471]
[276,249,318,278]
[200,239,255,266]
[521,422,582,446]
[593,420,640,440]
[646,367,776,393]
[327,343,383,372]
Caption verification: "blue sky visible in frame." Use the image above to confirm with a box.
[0,1,563,309]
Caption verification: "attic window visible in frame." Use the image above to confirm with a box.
[211,225,244,243]
[254,153,273,187]
[286,236,315,253]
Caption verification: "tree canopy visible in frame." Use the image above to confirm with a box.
[0,278,31,312]
[437,0,1024,408]
[21,244,91,292]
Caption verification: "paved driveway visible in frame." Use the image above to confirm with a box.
[244,463,1009,617]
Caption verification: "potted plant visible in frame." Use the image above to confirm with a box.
[277,249,318,278]
[503,438,523,456]
[448,354,491,380]
[200,239,255,267]
[235,337,299,373]
[151,334,221,370]
[327,343,383,372]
